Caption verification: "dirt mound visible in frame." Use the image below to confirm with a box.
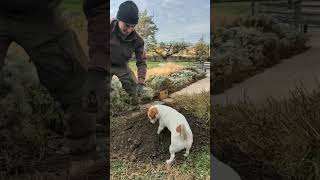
[111,105,210,163]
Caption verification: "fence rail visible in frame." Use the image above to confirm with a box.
[213,0,320,31]
[252,0,320,32]
[192,61,211,72]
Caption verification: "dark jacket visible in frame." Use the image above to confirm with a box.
[83,0,109,72]
[110,19,147,84]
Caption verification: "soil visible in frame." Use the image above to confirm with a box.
[111,103,210,164]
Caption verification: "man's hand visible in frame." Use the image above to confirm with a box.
[83,70,107,113]
[136,83,145,97]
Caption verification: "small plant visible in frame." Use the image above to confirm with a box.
[173,91,210,123]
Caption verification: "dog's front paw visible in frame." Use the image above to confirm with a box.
[157,131,161,134]
[183,153,189,157]
[166,159,173,164]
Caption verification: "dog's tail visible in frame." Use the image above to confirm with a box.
[176,124,188,141]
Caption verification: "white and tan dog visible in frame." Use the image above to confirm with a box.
[145,104,193,164]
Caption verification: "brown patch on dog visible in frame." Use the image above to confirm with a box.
[148,107,158,119]
[176,124,182,135]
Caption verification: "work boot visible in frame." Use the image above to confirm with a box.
[67,158,108,180]
[62,139,98,179]
[68,153,98,178]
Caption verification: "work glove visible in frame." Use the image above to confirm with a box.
[83,70,108,117]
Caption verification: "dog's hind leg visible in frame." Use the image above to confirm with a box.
[183,145,191,157]
[184,141,192,157]
[166,145,176,164]
[166,153,175,164]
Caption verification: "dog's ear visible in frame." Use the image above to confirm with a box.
[149,107,158,119]
[144,104,152,110]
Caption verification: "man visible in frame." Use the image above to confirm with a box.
[83,0,109,125]
[111,1,147,108]
[80,0,110,179]
[0,0,96,171]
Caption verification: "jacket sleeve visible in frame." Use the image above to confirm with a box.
[135,38,147,84]
[84,0,109,72]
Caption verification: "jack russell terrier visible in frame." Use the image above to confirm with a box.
[145,104,193,164]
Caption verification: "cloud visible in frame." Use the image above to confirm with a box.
[185,22,210,35]
[156,22,209,43]
[110,0,210,43]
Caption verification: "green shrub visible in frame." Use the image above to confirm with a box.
[212,15,309,94]
[173,91,210,122]
[0,54,65,175]
[212,86,320,179]
[110,68,206,116]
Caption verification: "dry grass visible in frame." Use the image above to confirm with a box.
[147,63,183,77]
[131,62,184,79]
[173,91,210,123]
[212,85,320,179]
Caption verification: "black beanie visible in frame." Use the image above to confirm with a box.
[116,1,139,24]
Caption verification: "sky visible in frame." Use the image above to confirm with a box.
[110,0,210,44]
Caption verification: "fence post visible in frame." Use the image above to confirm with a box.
[293,0,302,30]
[251,0,255,16]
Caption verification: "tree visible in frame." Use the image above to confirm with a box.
[194,37,209,62]
[135,10,158,47]
[149,41,188,61]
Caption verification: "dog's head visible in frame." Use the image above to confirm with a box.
[144,104,159,124]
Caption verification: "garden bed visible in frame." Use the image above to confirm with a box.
[212,86,320,179]
[111,67,206,117]
[212,15,310,94]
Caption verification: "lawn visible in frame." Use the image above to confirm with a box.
[111,148,210,180]
[128,60,192,79]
